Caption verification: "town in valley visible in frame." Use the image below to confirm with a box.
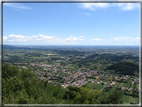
[3,45,140,104]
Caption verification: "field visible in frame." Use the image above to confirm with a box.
[99,75,112,81]
[85,82,104,90]
[84,81,140,104]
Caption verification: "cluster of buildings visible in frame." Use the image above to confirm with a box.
[10,62,140,92]
[117,87,132,91]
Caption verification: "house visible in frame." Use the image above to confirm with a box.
[115,76,118,79]
[110,81,116,86]
[125,88,128,91]
[107,85,110,87]
[128,88,131,91]
[72,84,76,87]
[104,82,107,85]
[117,87,121,89]
[62,84,68,88]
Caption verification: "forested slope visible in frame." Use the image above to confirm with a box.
[2,64,123,104]
[107,62,139,76]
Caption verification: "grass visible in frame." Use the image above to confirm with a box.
[114,82,140,104]
[40,62,49,64]
[115,82,121,86]
[121,95,131,104]
[82,82,89,87]
[83,78,139,104]
[33,57,48,59]
[119,83,124,87]
[103,87,112,92]
[87,83,104,90]
[132,76,139,79]
[122,83,131,88]
[136,84,139,89]
[86,82,93,87]
[110,85,117,92]
[132,97,139,104]
[129,84,134,95]
[128,96,133,104]
[99,76,112,81]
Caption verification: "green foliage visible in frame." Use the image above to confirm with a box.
[107,62,139,76]
[64,86,101,104]
[2,64,71,104]
[99,90,123,104]
[60,62,66,66]
[2,64,19,79]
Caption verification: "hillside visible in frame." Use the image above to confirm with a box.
[2,64,123,104]
[107,62,139,76]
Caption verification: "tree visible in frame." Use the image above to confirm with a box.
[112,76,115,81]
[65,86,101,104]
[2,64,19,79]
[100,90,123,104]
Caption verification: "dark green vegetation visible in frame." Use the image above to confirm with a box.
[3,64,123,104]
[107,62,139,76]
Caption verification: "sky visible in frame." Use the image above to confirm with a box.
[3,2,140,46]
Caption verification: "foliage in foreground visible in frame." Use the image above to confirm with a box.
[2,64,123,104]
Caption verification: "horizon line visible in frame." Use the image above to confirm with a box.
[3,44,140,46]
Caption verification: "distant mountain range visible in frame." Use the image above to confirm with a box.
[3,45,17,49]
[3,45,30,49]
[2,45,139,50]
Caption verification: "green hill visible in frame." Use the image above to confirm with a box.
[107,62,139,76]
[2,64,123,104]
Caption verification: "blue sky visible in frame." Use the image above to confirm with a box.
[3,2,140,45]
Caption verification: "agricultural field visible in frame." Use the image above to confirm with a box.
[86,82,104,90]
[83,80,140,104]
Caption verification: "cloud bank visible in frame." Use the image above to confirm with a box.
[3,34,84,45]
[3,34,139,45]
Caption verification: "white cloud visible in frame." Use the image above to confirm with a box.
[91,38,103,41]
[3,36,8,41]
[78,36,84,40]
[116,3,139,11]
[111,37,140,42]
[3,34,84,44]
[65,35,78,41]
[3,3,31,10]
[6,34,54,42]
[65,35,84,41]
[135,37,140,40]
[111,37,129,41]
[80,3,139,11]
[81,3,110,10]
[8,34,30,42]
